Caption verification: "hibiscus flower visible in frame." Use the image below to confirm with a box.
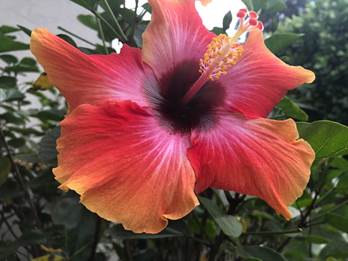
[30,0,315,233]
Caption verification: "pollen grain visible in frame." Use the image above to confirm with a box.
[199,34,244,81]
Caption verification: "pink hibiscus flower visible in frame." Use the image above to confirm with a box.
[30,0,315,233]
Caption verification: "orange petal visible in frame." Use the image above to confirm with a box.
[188,114,315,219]
[220,30,315,118]
[54,101,198,233]
[142,0,214,78]
[199,0,212,6]
[30,28,149,111]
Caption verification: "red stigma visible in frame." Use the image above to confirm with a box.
[248,11,258,19]
[248,18,258,26]
[237,8,247,18]
[237,11,246,18]
[257,21,264,31]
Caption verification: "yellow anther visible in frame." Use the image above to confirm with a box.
[199,34,244,81]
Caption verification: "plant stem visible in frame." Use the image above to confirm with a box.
[102,0,128,42]
[88,216,102,261]
[304,197,348,226]
[246,228,303,236]
[0,127,42,228]
[277,237,291,252]
[131,0,139,37]
[208,233,224,261]
[91,10,123,40]
[57,26,97,47]
[95,17,109,54]
[299,191,320,227]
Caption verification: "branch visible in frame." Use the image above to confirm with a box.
[88,217,102,261]
[0,208,19,239]
[0,127,42,228]
[101,0,128,42]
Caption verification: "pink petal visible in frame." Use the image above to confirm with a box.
[188,113,315,219]
[219,30,315,118]
[53,101,198,233]
[142,0,214,78]
[30,28,149,111]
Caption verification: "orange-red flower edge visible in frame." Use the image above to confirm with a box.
[31,0,315,233]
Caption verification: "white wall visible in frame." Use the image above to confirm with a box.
[0,0,97,47]
[0,0,246,44]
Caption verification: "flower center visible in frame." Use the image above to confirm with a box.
[156,61,225,133]
[182,8,264,104]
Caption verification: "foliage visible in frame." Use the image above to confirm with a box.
[0,0,347,260]
[278,0,348,124]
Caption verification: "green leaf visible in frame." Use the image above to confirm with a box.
[199,197,242,238]
[8,138,25,148]
[97,11,119,42]
[0,36,29,53]
[0,54,18,64]
[0,76,17,89]
[38,127,60,165]
[297,120,348,158]
[0,241,19,259]
[303,235,328,244]
[243,0,265,11]
[111,224,183,240]
[99,0,124,12]
[57,34,77,47]
[70,0,98,10]
[242,0,285,12]
[32,255,64,261]
[19,230,47,245]
[242,0,254,10]
[78,14,98,31]
[212,27,225,35]
[50,197,82,229]
[240,246,288,261]
[330,157,348,170]
[66,207,98,261]
[0,88,24,102]
[0,25,19,35]
[0,112,27,124]
[265,33,303,54]
[17,25,32,36]
[320,240,348,259]
[133,22,148,47]
[337,173,348,192]
[327,213,348,233]
[142,3,152,14]
[223,11,232,31]
[33,109,64,122]
[266,0,286,13]
[4,57,38,73]
[277,96,308,121]
[0,157,11,186]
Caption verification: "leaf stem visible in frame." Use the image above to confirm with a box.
[91,10,123,40]
[101,0,128,42]
[57,26,97,47]
[95,17,109,54]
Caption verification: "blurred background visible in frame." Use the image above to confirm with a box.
[0,0,348,260]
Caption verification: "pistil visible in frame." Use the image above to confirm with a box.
[182,8,264,104]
